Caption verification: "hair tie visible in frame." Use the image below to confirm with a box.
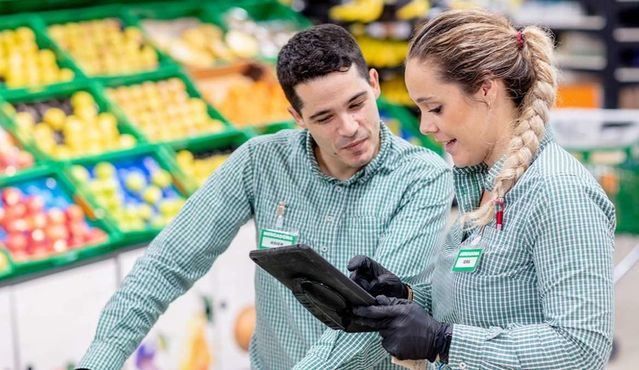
[516,31,525,49]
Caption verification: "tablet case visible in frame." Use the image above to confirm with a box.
[249,244,377,332]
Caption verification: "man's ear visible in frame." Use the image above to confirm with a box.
[369,68,381,99]
[288,106,306,129]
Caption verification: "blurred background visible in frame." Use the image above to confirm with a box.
[0,0,637,369]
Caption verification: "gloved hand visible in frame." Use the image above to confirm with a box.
[348,255,408,299]
[353,296,452,362]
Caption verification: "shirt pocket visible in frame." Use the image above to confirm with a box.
[475,225,532,277]
[338,215,385,266]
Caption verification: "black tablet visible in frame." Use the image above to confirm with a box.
[249,244,377,332]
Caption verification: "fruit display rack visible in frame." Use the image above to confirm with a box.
[0,79,143,161]
[0,14,83,92]
[101,66,237,147]
[64,144,191,244]
[0,0,441,284]
[0,166,119,281]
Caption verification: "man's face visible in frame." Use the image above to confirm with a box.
[289,66,382,180]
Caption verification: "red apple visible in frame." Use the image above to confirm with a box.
[5,218,29,234]
[1,188,23,207]
[65,204,85,223]
[86,228,107,244]
[27,212,48,230]
[47,207,66,225]
[45,224,69,241]
[5,203,27,220]
[69,222,89,239]
[5,233,28,252]
[25,196,44,214]
[30,228,46,243]
[52,239,69,253]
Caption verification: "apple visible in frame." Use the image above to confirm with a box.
[125,171,147,192]
[142,186,162,204]
[65,204,85,223]
[2,188,23,207]
[94,162,116,180]
[47,207,67,225]
[5,233,28,252]
[151,169,172,188]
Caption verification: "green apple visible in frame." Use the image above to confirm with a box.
[70,165,90,183]
[151,169,172,188]
[94,162,116,180]
[125,171,147,192]
[142,186,162,204]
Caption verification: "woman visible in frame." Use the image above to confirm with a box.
[349,8,615,369]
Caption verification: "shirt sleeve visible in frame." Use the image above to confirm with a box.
[294,163,453,370]
[448,174,615,370]
[78,143,256,370]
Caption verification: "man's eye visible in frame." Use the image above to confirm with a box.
[350,101,364,109]
[317,116,332,123]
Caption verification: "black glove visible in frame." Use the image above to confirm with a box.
[347,255,408,299]
[353,296,452,362]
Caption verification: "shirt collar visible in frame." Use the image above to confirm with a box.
[453,129,554,212]
[304,121,391,186]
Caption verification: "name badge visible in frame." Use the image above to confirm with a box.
[451,248,483,272]
[258,228,299,250]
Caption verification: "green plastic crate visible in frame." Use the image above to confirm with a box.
[64,143,192,244]
[0,78,145,161]
[0,165,121,282]
[569,146,639,235]
[164,128,254,193]
[377,98,443,155]
[37,4,177,81]
[0,13,85,93]
[100,66,242,147]
[0,248,14,280]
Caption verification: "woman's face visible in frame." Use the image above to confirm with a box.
[405,58,507,167]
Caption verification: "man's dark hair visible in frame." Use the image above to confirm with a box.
[276,24,370,114]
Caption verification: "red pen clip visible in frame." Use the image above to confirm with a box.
[495,197,505,231]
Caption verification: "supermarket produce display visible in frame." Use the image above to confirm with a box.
[0,1,432,284]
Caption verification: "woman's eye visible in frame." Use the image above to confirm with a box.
[429,106,442,114]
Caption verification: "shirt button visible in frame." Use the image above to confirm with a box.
[335,186,343,192]
[321,246,328,252]
[459,362,467,369]
[325,215,334,223]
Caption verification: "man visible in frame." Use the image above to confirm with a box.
[78,24,452,370]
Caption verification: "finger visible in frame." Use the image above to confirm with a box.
[347,255,369,271]
[351,276,372,291]
[353,302,401,319]
[351,317,388,330]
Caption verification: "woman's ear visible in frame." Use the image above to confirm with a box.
[476,78,497,109]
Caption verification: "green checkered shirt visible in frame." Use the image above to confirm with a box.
[425,133,616,369]
[79,123,453,370]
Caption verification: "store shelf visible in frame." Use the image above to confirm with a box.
[515,15,606,32]
[616,68,639,83]
[615,28,639,44]
[556,54,607,71]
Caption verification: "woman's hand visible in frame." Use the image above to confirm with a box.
[353,295,452,362]
[348,255,409,299]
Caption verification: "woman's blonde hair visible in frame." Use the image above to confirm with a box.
[409,8,558,228]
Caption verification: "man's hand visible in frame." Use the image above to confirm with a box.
[348,256,408,299]
[353,296,451,362]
